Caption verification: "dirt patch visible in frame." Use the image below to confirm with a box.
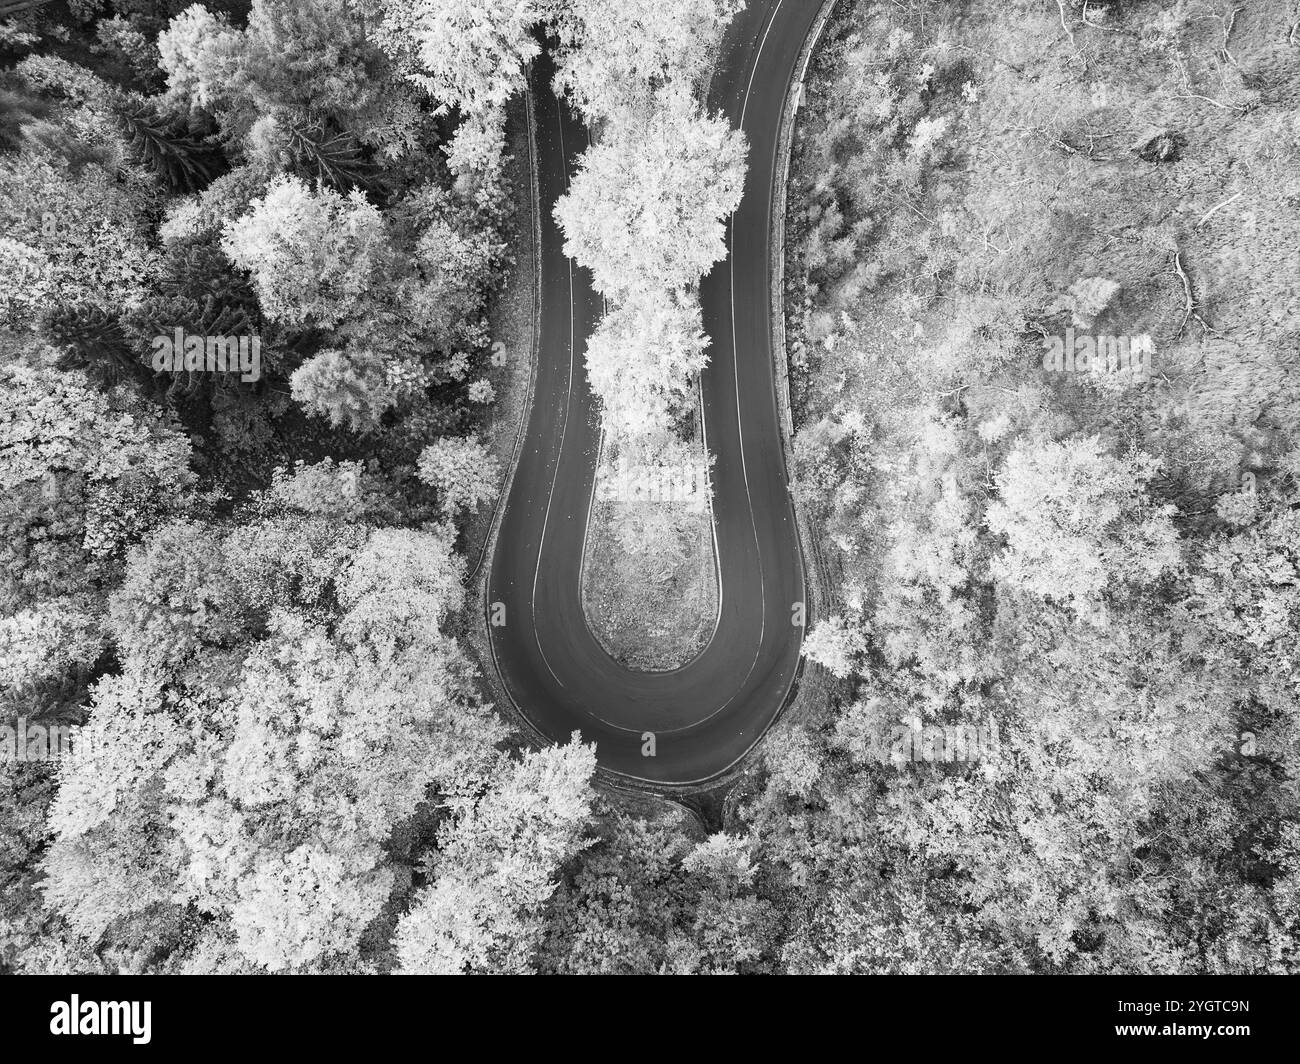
[582,495,717,671]
[581,420,718,671]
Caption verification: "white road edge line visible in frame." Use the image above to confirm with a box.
[530,102,580,689]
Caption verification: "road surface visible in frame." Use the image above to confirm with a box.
[486,0,823,787]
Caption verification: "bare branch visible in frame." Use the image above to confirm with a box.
[1055,0,1076,46]
[1173,91,1247,113]
[1164,250,1214,341]
[1195,190,1242,228]
[1221,4,1242,68]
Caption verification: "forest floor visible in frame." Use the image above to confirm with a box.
[784,0,1300,556]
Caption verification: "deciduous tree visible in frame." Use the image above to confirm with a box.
[394,739,597,975]
[555,93,746,300]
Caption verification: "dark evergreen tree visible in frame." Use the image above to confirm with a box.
[43,304,154,392]
[286,122,380,195]
[114,100,228,193]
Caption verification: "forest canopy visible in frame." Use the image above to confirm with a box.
[1,0,1298,977]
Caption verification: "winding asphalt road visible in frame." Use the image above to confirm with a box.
[487,0,823,787]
